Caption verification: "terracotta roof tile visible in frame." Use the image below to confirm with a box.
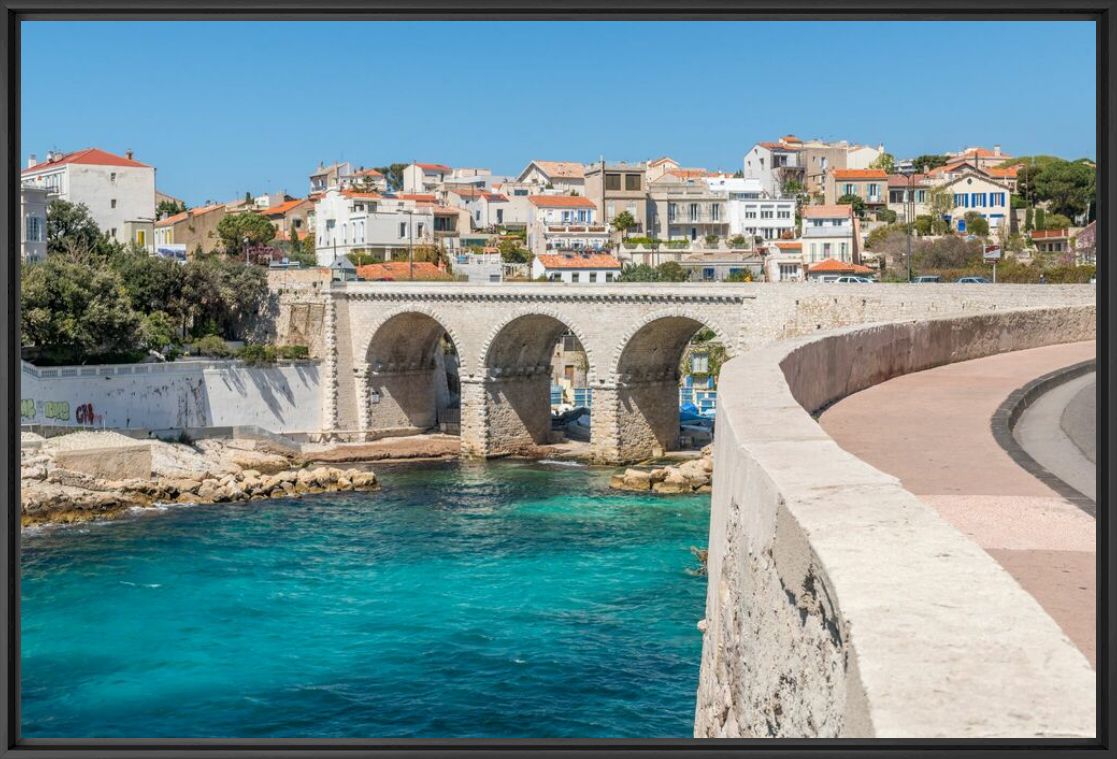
[529,195,596,209]
[808,258,872,274]
[535,253,621,270]
[356,261,453,281]
[832,168,888,180]
[23,147,151,173]
[529,161,585,179]
[801,204,854,219]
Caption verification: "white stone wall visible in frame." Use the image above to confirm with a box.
[20,360,321,434]
[696,304,1096,738]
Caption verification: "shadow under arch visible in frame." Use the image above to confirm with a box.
[612,314,726,461]
[481,312,591,454]
[364,311,460,435]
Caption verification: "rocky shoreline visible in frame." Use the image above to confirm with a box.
[609,445,714,495]
[21,432,379,528]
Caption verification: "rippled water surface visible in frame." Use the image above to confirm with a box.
[21,460,710,738]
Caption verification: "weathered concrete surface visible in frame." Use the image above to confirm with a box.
[324,282,1095,462]
[1015,369,1097,503]
[821,343,1096,667]
[695,305,1096,738]
[1062,377,1096,463]
[53,443,152,480]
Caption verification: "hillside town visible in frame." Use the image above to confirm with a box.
[19,137,1098,288]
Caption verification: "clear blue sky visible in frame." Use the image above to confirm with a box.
[22,20,1096,206]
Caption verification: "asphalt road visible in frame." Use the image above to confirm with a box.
[1015,372,1096,503]
[1061,378,1096,464]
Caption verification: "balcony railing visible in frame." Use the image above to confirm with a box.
[802,225,853,238]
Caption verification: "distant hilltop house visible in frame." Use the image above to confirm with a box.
[743,135,885,199]
[516,160,587,195]
[22,146,156,251]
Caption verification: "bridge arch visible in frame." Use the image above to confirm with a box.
[474,309,597,455]
[601,308,733,462]
[359,307,462,436]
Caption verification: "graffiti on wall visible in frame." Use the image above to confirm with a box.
[43,401,71,421]
[20,399,35,419]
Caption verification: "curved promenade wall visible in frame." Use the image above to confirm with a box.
[695,304,1096,738]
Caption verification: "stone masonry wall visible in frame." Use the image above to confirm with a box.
[695,304,1096,738]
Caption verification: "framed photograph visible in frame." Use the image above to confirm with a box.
[1,2,1109,757]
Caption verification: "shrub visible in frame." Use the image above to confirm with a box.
[191,334,232,358]
[727,235,749,249]
[277,344,310,360]
[704,234,721,247]
[238,344,277,365]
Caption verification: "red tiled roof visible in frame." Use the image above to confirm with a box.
[1030,229,1070,239]
[356,261,453,281]
[529,195,596,208]
[528,160,585,179]
[801,204,854,219]
[535,253,621,270]
[352,167,383,177]
[987,165,1019,178]
[887,173,933,188]
[832,168,887,180]
[396,193,437,203]
[155,203,224,227]
[482,192,508,202]
[773,241,802,250]
[808,258,872,274]
[416,163,451,172]
[340,190,383,200]
[668,168,711,179]
[22,147,151,173]
[759,141,801,151]
[259,199,307,217]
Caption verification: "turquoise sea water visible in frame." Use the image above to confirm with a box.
[21,460,710,738]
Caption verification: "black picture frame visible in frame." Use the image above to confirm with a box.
[1,2,1111,757]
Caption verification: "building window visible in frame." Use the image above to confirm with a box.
[605,173,621,191]
[399,222,407,238]
[110,172,116,182]
[760,208,774,219]
[589,272,598,283]
[26,216,42,242]
[605,272,614,282]
[571,272,580,283]
[711,204,721,221]
[136,230,146,246]
[624,174,641,191]
[777,209,791,219]
[840,242,848,258]
[689,203,699,222]
[668,203,677,222]
[867,183,879,198]
[111,199,117,209]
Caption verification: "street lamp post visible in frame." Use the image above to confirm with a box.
[897,161,916,282]
[406,209,414,281]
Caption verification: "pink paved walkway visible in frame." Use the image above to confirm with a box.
[819,341,1096,666]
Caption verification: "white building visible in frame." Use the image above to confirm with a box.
[21,186,48,263]
[531,252,622,283]
[402,163,451,193]
[516,160,586,195]
[22,147,156,250]
[939,172,1013,233]
[313,189,461,265]
[800,204,859,264]
[742,137,804,197]
[706,177,796,242]
[526,195,608,255]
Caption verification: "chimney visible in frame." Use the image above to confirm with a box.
[993,144,1001,157]
[126,149,134,160]
[27,154,37,169]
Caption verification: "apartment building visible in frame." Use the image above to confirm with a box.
[945,145,1013,171]
[826,168,889,207]
[706,177,796,241]
[22,147,156,250]
[516,160,586,195]
[402,163,452,193]
[525,195,608,255]
[153,203,228,256]
[887,173,934,221]
[314,189,461,265]
[21,186,48,263]
[742,136,805,197]
[585,162,648,235]
[309,162,353,195]
[800,204,858,264]
[531,252,622,283]
[647,175,727,242]
[260,198,314,242]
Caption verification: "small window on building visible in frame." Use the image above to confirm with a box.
[137,230,146,246]
[589,272,598,283]
[571,272,580,283]
[624,174,641,191]
[399,222,407,238]
[110,172,116,182]
[111,199,117,209]
[605,173,622,191]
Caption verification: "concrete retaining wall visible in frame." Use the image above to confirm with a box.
[695,304,1096,738]
[20,360,321,435]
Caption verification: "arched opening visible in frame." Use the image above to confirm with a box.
[365,312,460,436]
[613,316,724,461]
[482,314,592,455]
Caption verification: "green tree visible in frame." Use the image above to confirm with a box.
[139,311,178,353]
[1015,156,1096,220]
[498,237,532,264]
[156,199,187,219]
[21,255,141,364]
[1043,213,1072,230]
[1034,208,1046,231]
[909,154,950,172]
[611,210,637,238]
[656,261,689,282]
[837,193,866,218]
[963,212,989,237]
[216,212,276,254]
[869,153,895,173]
[874,208,898,223]
[46,199,111,257]
[372,163,408,192]
[1024,207,1035,232]
[182,255,268,339]
[913,215,934,236]
[617,263,659,282]
[110,247,186,317]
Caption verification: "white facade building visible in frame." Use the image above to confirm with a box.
[21,186,48,263]
[313,189,461,265]
[22,147,156,250]
[402,163,451,193]
[526,195,608,255]
[939,172,1013,233]
[707,177,796,242]
[800,204,858,264]
[531,252,622,283]
[516,160,586,195]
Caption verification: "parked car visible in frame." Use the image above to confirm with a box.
[957,276,991,284]
[912,275,942,283]
[834,275,875,283]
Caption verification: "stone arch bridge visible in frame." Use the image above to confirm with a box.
[318,282,1092,464]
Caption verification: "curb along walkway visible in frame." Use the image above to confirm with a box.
[819,341,1097,667]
